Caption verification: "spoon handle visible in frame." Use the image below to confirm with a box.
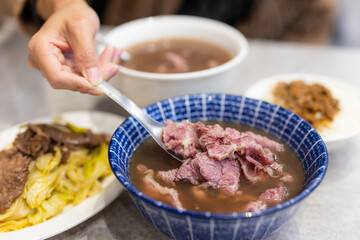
[97,81,163,138]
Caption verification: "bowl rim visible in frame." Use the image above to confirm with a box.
[103,15,249,81]
[109,93,328,219]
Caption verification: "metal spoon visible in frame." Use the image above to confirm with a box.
[97,81,183,162]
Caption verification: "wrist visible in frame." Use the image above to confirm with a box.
[36,0,86,20]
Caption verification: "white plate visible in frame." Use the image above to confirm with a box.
[0,111,125,240]
[244,73,360,152]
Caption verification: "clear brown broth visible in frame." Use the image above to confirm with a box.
[121,38,232,73]
[129,122,304,213]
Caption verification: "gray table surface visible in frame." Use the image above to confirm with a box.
[1,22,360,240]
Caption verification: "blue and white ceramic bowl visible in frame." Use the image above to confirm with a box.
[109,93,328,240]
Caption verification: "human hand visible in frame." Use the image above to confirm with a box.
[27,0,122,95]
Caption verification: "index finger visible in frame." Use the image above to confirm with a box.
[35,41,100,94]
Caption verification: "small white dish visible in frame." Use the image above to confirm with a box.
[0,111,124,240]
[99,15,248,107]
[244,73,360,152]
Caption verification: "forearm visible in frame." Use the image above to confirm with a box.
[4,0,88,36]
[36,0,86,20]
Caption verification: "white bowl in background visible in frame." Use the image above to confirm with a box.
[244,73,360,152]
[99,15,248,107]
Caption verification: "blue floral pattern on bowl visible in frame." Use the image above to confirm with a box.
[109,93,328,240]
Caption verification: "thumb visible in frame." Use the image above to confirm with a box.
[66,20,102,85]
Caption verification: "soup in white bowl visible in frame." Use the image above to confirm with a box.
[98,15,248,107]
[121,38,232,73]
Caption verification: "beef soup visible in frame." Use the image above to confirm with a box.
[130,120,304,213]
[121,38,232,73]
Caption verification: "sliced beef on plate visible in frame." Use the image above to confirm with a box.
[14,124,51,159]
[36,124,109,147]
[15,123,109,163]
[1,123,110,214]
[0,149,32,214]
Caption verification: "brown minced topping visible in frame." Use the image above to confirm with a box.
[272,80,340,129]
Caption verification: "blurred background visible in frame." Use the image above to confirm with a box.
[1,0,360,48]
[333,0,360,47]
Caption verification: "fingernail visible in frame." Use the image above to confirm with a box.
[85,66,102,85]
[103,65,119,81]
[109,65,119,78]
[113,48,123,63]
[86,88,103,95]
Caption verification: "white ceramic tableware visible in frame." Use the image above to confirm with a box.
[99,15,248,107]
[245,73,360,151]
